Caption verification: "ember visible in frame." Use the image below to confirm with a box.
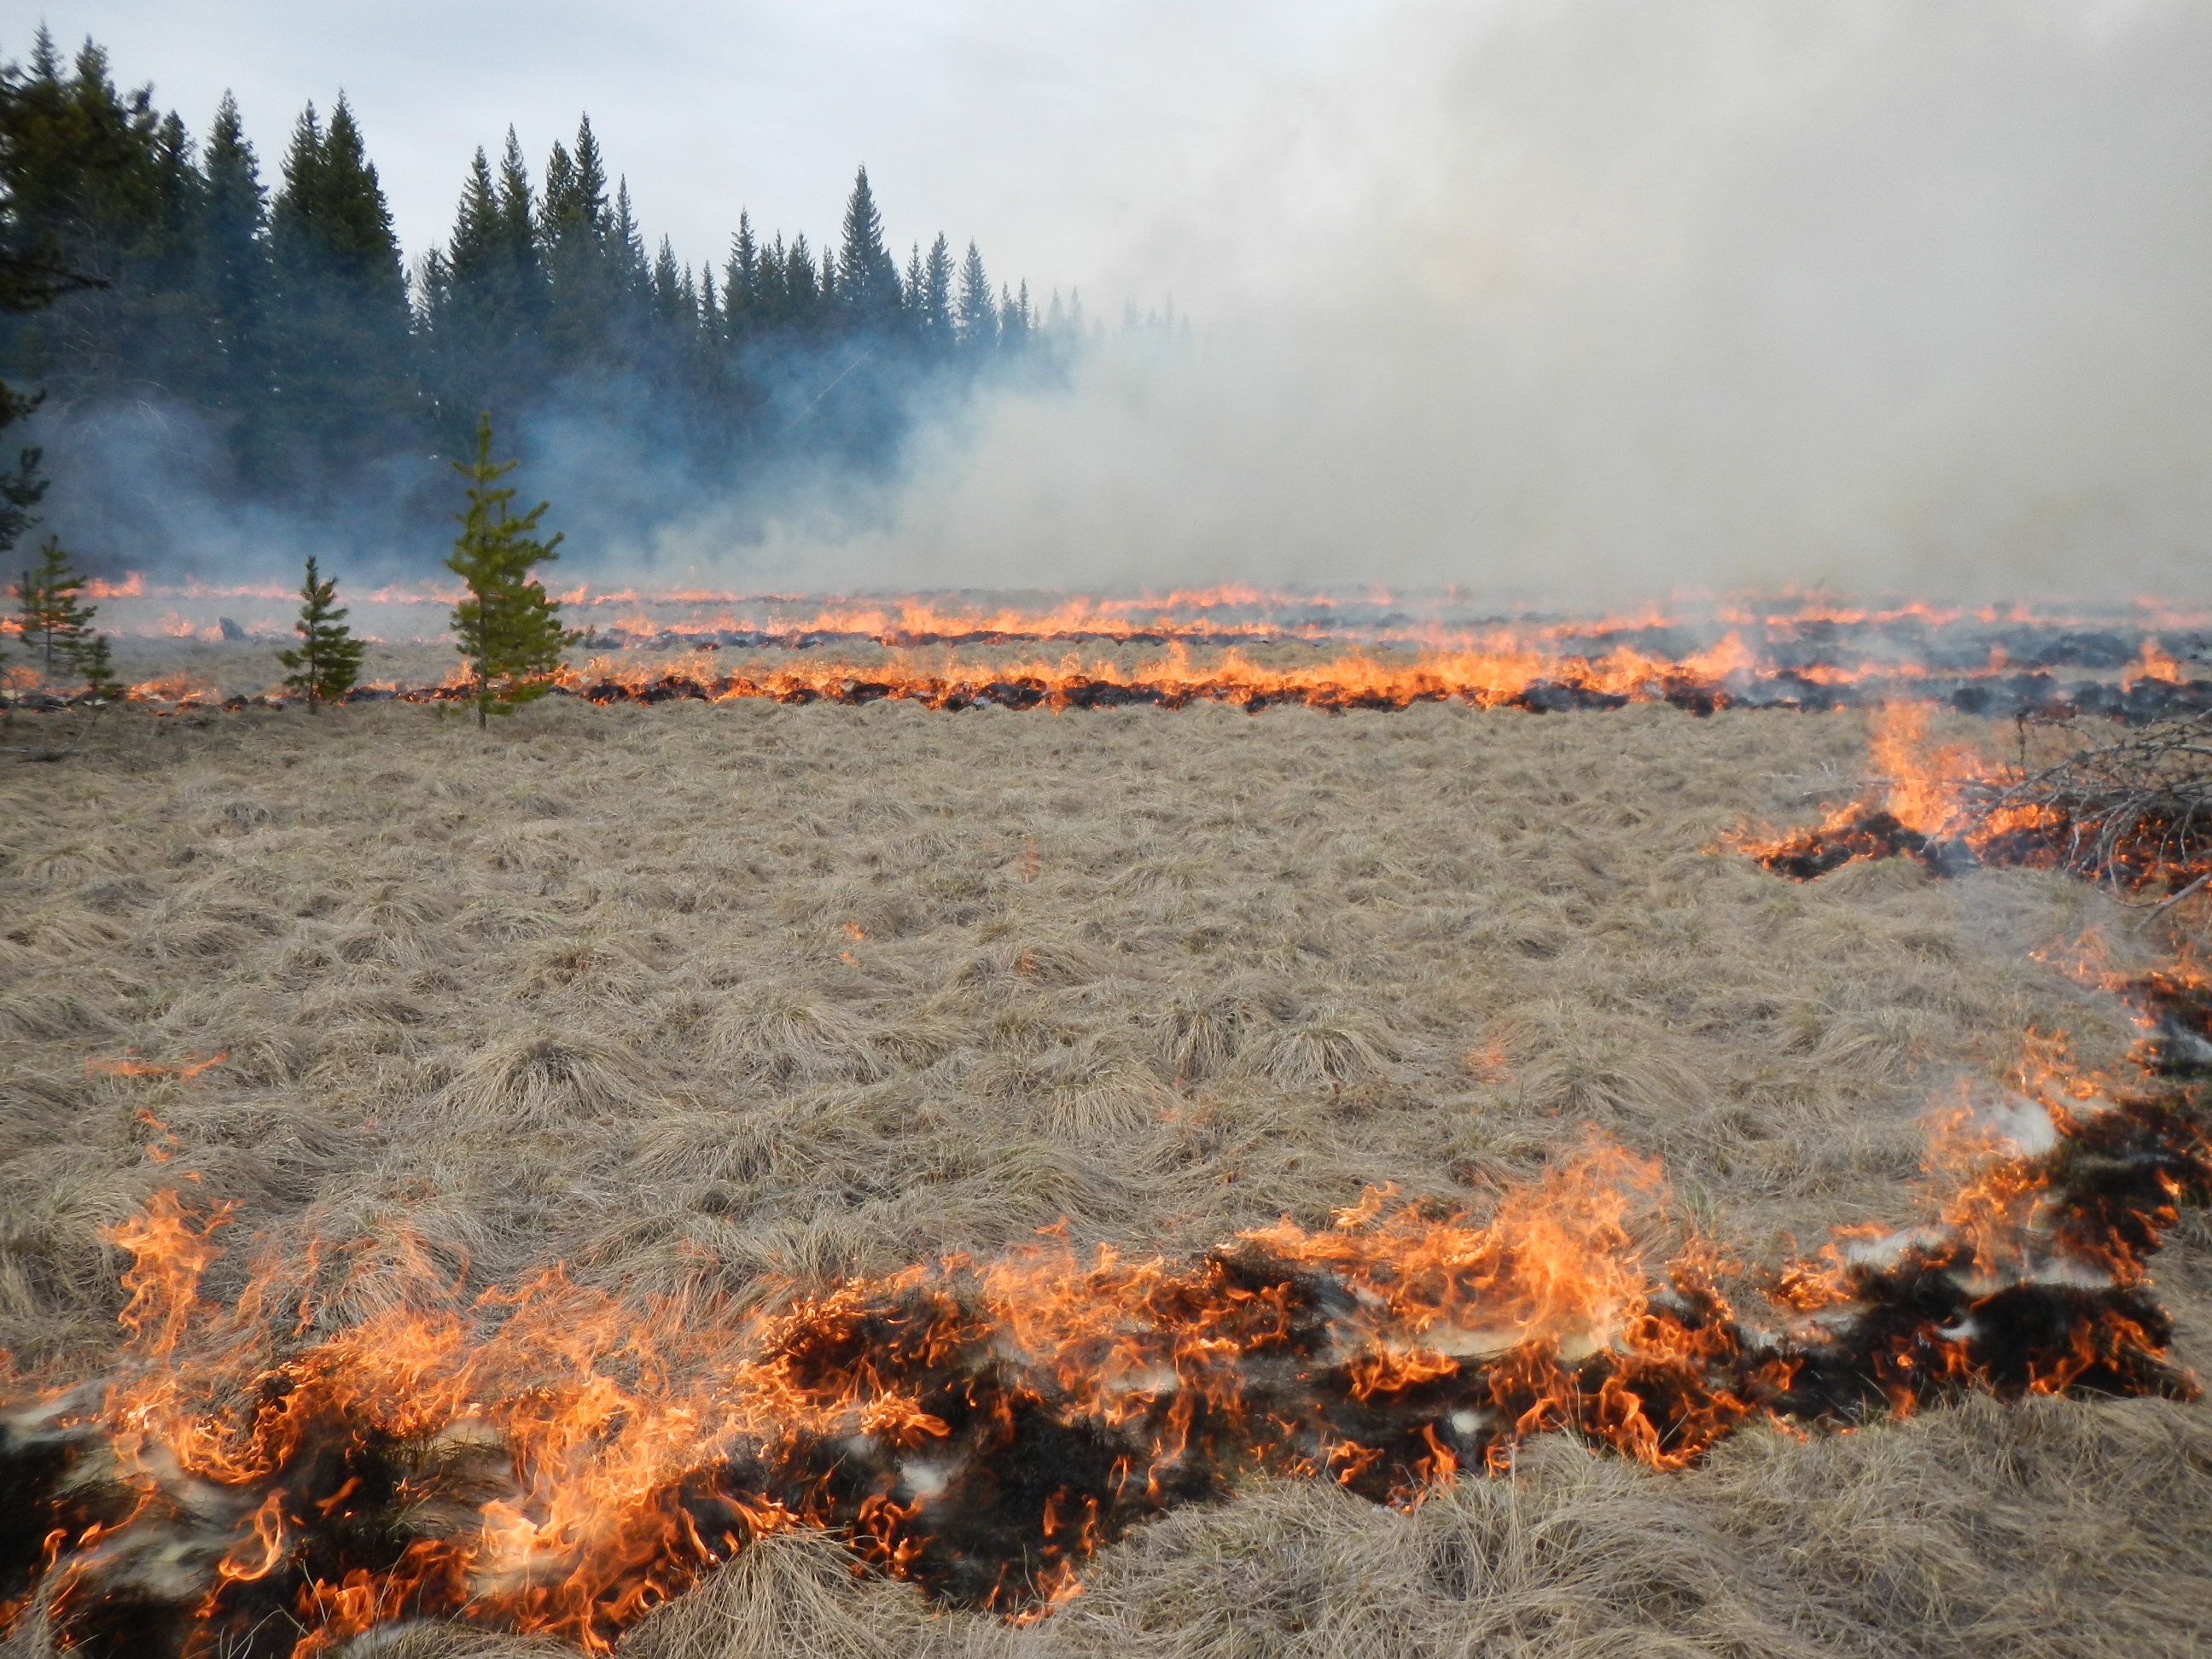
[4,986,2206,1657]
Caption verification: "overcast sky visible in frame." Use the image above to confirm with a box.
[14,1,1388,306]
[18,1,2212,598]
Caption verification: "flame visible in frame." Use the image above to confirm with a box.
[1862,702,1986,835]
[2132,639,2184,685]
[44,586,2212,748]
[1734,702,2078,882]
[125,674,226,705]
[544,638,1761,716]
[62,583,2212,696]
[6,1006,2205,1659]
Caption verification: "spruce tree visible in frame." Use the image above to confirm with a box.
[447,147,501,286]
[539,117,613,364]
[0,36,193,405]
[836,166,899,327]
[757,231,789,324]
[1000,280,1032,351]
[425,129,550,443]
[783,233,818,326]
[72,629,122,701]
[651,235,685,325]
[15,537,95,683]
[495,129,543,303]
[919,233,955,352]
[956,242,996,351]
[611,179,649,300]
[0,36,105,596]
[317,97,406,303]
[420,148,498,409]
[276,555,365,710]
[445,414,575,726]
[198,94,270,435]
[265,95,416,469]
[723,212,760,341]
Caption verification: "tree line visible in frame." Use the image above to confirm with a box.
[0,32,1074,545]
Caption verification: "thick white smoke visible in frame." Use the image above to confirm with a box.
[696,0,2212,602]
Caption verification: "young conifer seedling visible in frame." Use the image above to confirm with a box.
[71,630,124,701]
[445,414,576,728]
[15,538,96,685]
[277,556,366,711]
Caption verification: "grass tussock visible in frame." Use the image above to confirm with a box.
[0,697,2206,1654]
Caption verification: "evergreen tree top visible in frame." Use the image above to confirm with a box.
[448,148,500,282]
[203,91,265,215]
[2,34,171,244]
[540,114,609,246]
[571,114,606,202]
[277,102,323,198]
[271,92,405,310]
[612,178,648,288]
[210,90,245,144]
[497,128,534,226]
[837,165,900,322]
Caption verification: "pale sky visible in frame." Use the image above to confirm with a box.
[12,1,1387,306]
[17,0,2212,598]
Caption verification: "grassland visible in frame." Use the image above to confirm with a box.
[3,696,2209,1657]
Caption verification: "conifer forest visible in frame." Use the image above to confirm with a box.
[0,32,1073,569]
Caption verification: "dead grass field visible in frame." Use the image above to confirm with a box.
[3,697,2209,1657]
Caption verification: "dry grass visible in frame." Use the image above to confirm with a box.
[2,696,2208,1656]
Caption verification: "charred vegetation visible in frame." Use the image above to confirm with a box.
[3,701,2209,1656]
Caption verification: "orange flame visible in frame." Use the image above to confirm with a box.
[9,1056,2200,1659]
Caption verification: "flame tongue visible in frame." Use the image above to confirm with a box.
[3,989,2209,1656]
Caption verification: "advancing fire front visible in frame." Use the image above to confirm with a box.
[3,972,2209,1657]
[50,590,2212,720]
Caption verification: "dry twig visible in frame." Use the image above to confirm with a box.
[1966,713,2212,894]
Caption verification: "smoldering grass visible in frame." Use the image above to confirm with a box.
[0,700,2207,1653]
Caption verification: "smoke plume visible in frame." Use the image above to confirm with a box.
[713,0,2212,602]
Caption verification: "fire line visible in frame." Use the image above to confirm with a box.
[3,978,2207,1657]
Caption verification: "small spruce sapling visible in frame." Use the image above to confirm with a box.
[277,556,366,710]
[73,631,124,701]
[445,414,577,727]
[16,538,96,684]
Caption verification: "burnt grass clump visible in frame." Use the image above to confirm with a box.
[1753,810,1980,881]
[8,1020,2209,1659]
[1755,713,2212,889]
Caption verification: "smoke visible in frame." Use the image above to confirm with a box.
[27,339,1011,588]
[36,402,442,581]
[27,0,2212,604]
[701,0,2212,602]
